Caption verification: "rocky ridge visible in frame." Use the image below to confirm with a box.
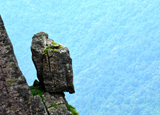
[0,15,78,115]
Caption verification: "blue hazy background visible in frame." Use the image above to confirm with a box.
[1,0,160,115]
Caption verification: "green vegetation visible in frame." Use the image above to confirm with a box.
[53,49,57,52]
[29,86,45,100]
[51,41,58,45]
[65,104,79,115]
[57,45,62,49]
[42,41,62,55]
[29,86,36,90]
[29,86,79,115]
[51,103,57,108]
[43,47,51,54]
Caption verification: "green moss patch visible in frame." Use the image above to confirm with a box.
[53,49,57,52]
[42,41,62,55]
[51,103,57,108]
[51,41,58,45]
[29,86,45,100]
[43,47,52,54]
[65,104,79,115]
[57,45,62,49]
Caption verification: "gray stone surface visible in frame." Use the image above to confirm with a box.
[0,15,78,115]
[42,92,72,115]
[0,15,48,115]
[31,32,75,94]
[33,79,40,89]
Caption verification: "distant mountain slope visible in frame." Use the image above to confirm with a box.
[1,0,160,114]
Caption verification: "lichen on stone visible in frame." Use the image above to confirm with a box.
[5,78,17,86]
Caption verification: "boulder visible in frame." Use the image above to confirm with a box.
[31,32,75,94]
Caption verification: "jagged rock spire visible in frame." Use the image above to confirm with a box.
[0,15,48,115]
[31,32,75,94]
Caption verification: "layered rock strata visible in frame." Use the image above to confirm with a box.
[31,32,75,94]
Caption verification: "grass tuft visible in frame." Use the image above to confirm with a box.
[43,48,51,54]
[42,41,62,55]
[51,42,57,45]
[29,86,45,100]
[65,104,79,115]
[53,49,57,52]
[58,45,62,49]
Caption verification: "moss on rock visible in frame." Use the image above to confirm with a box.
[29,86,45,100]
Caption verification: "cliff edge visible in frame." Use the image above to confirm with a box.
[0,15,78,115]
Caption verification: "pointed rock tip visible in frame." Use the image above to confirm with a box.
[0,15,5,31]
[33,32,48,38]
[0,15,4,24]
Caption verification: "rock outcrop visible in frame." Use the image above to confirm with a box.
[0,15,78,115]
[31,32,75,94]
[0,15,48,115]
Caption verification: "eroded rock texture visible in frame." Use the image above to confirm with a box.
[42,92,72,115]
[31,32,75,94]
[0,15,78,115]
[0,15,48,115]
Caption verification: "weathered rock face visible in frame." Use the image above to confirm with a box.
[31,32,75,94]
[42,92,72,115]
[0,15,48,115]
[0,16,78,115]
